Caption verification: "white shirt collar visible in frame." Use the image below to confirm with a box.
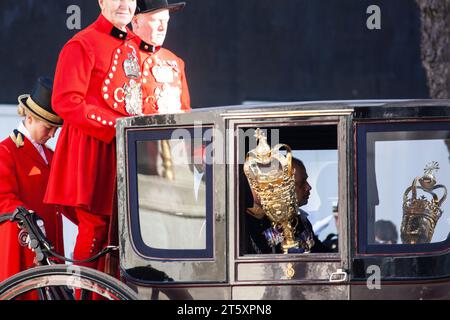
[17,121,48,164]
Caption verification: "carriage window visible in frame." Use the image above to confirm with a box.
[127,128,213,259]
[238,125,339,255]
[357,122,450,253]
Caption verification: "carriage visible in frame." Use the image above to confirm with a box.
[2,99,450,300]
[116,99,450,300]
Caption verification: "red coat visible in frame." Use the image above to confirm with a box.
[0,131,64,283]
[135,40,191,114]
[45,15,142,215]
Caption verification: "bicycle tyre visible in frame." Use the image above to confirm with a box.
[0,265,139,300]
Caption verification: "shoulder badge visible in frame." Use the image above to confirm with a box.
[9,130,24,148]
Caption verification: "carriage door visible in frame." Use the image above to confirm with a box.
[352,120,450,299]
[226,108,352,300]
[116,116,228,300]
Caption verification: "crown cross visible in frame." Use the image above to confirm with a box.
[424,161,439,177]
[254,128,265,141]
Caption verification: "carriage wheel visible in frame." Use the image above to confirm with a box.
[0,265,139,300]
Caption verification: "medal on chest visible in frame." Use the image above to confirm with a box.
[102,43,143,116]
[142,57,183,114]
[122,46,143,115]
[152,66,174,83]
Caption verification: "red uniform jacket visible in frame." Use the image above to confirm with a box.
[45,15,142,215]
[0,131,64,283]
[135,40,190,114]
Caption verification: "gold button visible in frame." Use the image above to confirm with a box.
[97,117,102,122]
[102,120,107,125]
[109,122,113,126]
[119,34,124,38]
[104,94,109,100]
[91,115,96,119]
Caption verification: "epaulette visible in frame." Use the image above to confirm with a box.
[9,129,24,148]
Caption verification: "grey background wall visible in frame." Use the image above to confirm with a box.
[0,0,429,108]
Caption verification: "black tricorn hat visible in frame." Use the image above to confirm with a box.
[18,77,63,127]
[136,0,186,14]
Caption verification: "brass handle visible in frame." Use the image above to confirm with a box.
[329,269,348,283]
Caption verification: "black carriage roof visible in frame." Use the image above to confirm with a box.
[117,99,450,129]
[195,98,449,112]
[188,99,450,121]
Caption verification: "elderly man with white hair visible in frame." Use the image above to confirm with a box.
[132,0,191,114]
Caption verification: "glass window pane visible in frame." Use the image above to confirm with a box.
[366,130,450,245]
[239,125,339,255]
[295,150,339,245]
[136,138,207,250]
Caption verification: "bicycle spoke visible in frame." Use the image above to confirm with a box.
[80,289,90,300]
[46,287,59,300]
[38,288,47,300]
[52,286,74,300]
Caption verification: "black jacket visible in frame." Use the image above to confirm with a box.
[246,209,330,254]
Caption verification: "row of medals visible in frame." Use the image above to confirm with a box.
[122,48,182,115]
[144,57,183,113]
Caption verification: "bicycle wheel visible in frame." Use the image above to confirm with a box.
[0,265,139,300]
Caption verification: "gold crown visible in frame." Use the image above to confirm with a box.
[244,129,300,253]
[401,162,447,244]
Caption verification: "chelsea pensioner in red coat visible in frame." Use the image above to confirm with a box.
[44,1,142,271]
